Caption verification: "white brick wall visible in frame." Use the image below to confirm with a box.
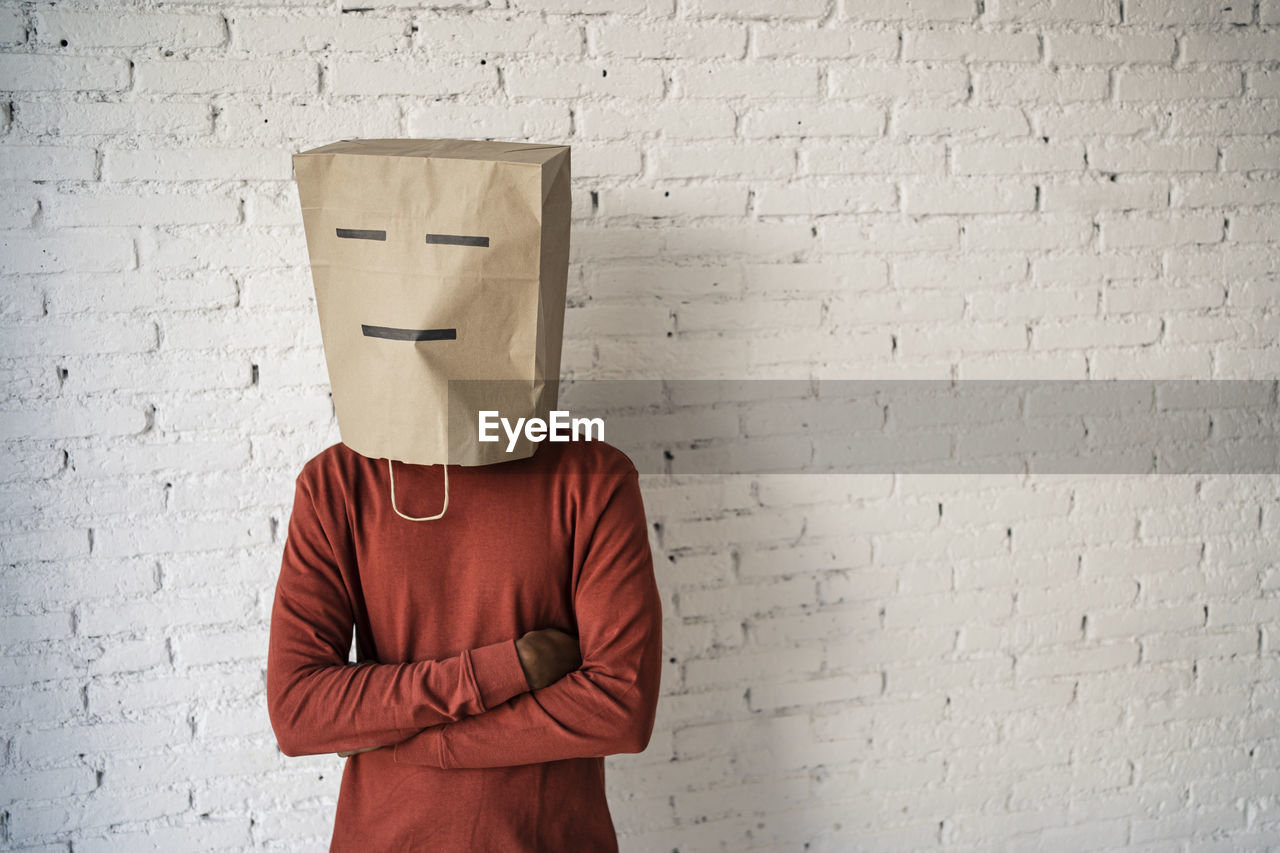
[1,1,1278,851]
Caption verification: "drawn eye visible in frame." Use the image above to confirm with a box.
[425,234,489,247]
[336,228,386,241]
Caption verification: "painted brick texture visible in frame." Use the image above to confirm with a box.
[1,1,1278,851]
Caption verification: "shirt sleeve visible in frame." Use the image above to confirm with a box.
[390,462,663,769]
[266,470,532,758]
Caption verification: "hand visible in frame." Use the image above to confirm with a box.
[515,628,582,690]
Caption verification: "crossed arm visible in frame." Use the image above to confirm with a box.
[265,462,662,767]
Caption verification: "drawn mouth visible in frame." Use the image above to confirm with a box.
[361,325,458,342]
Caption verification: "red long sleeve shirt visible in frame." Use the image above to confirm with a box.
[266,438,663,852]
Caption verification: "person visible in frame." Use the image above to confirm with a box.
[266,139,663,851]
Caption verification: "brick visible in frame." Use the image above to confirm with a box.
[1169,101,1280,135]
[830,65,969,100]
[1087,141,1217,173]
[103,147,291,182]
[1230,212,1280,243]
[78,588,257,636]
[969,287,1095,320]
[984,0,1119,22]
[679,62,819,98]
[568,143,642,177]
[604,408,738,447]
[953,141,1084,174]
[895,105,1030,137]
[1046,32,1174,64]
[1035,106,1157,138]
[1125,0,1252,24]
[422,15,584,56]
[1018,641,1139,679]
[0,230,135,274]
[685,0,827,17]
[0,527,89,562]
[678,577,815,618]
[1167,247,1276,282]
[755,182,897,215]
[172,626,270,667]
[1100,213,1224,249]
[1143,629,1258,663]
[755,27,897,60]
[328,57,492,96]
[158,391,332,433]
[596,333,752,376]
[977,68,1108,103]
[0,53,128,92]
[46,191,238,227]
[650,143,794,179]
[590,264,742,299]
[0,400,148,441]
[1174,176,1280,207]
[510,0,670,12]
[0,765,96,804]
[903,29,1039,62]
[148,230,306,271]
[839,0,977,20]
[15,100,211,136]
[742,104,883,138]
[504,59,663,98]
[233,12,405,53]
[1032,316,1162,349]
[739,543,873,578]
[88,670,256,715]
[0,145,96,181]
[661,223,814,256]
[10,788,189,842]
[964,214,1093,250]
[6,557,156,607]
[86,637,169,678]
[1181,32,1280,62]
[564,302,670,337]
[0,7,25,44]
[901,180,1035,214]
[577,102,736,139]
[44,270,238,315]
[1039,178,1168,212]
[822,216,960,251]
[1,475,164,521]
[1116,69,1243,102]
[1248,70,1280,99]
[749,326,888,367]
[135,59,317,95]
[0,191,37,228]
[75,818,253,853]
[805,142,946,175]
[894,254,1027,288]
[598,185,747,218]
[594,22,745,58]
[220,99,401,141]
[62,354,250,396]
[677,298,820,332]
[37,10,226,48]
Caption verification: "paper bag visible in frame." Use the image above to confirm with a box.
[293,139,571,466]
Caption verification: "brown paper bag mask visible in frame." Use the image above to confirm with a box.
[294,139,571,466]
